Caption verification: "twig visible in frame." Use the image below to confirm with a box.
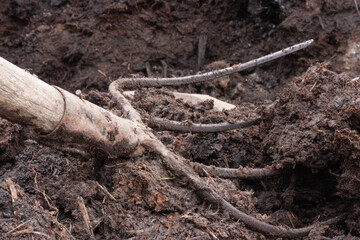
[148,117,261,132]
[207,228,218,240]
[77,197,95,240]
[355,0,360,17]
[31,167,39,191]
[51,145,89,158]
[0,218,15,222]
[95,182,117,201]
[161,60,168,78]
[31,168,59,216]
[201,167,216,185]
[193,163,286,180]
[5,178,18,204]
[11,226,50,238]
[40,191,59,216]
[197,35,207,71]
[111,39,313,89]
[5,220,31,235]
[146,62,152,77]
[56,221,76,240]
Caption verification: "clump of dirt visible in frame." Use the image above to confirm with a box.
[0,119,23,167]
[261,64,360,188]
[0,178,73,239]
[131,87,261,167]
[258,64,360,235]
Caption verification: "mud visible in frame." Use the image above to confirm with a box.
[1,0,360,239]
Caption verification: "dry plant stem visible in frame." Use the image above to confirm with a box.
[11,227,50,238]
[77,196,96,240]
[95,182,117,201]
[193,163,285,180]
[148,117,261,132]
[112,39,313,89]
[197,35,207,71]
[5,178,18,203]
[5,220,32,236]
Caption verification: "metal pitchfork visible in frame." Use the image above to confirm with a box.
[0,39,341,237]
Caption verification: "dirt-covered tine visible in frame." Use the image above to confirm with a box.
[109,82,142,123]
[111,39,313,89]
[142,138,341,238]
[148,117,261,133]
[109,40,313,132]
[203,188,343,238]
[192,163,287,180]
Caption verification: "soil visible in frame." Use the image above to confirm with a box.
[1,0,360,239]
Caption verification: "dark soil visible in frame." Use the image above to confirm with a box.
[1,0,360,239]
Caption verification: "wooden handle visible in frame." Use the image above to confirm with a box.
[0,57,64,133]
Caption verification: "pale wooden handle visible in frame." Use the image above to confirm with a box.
[0,57,64,133]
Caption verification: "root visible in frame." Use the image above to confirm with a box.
[148,117,261,132]
[193,163,286,180]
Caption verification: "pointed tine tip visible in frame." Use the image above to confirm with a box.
[304,39,314,47]
[290,39,314,52]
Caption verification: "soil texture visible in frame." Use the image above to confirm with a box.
[1,0,360,239]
